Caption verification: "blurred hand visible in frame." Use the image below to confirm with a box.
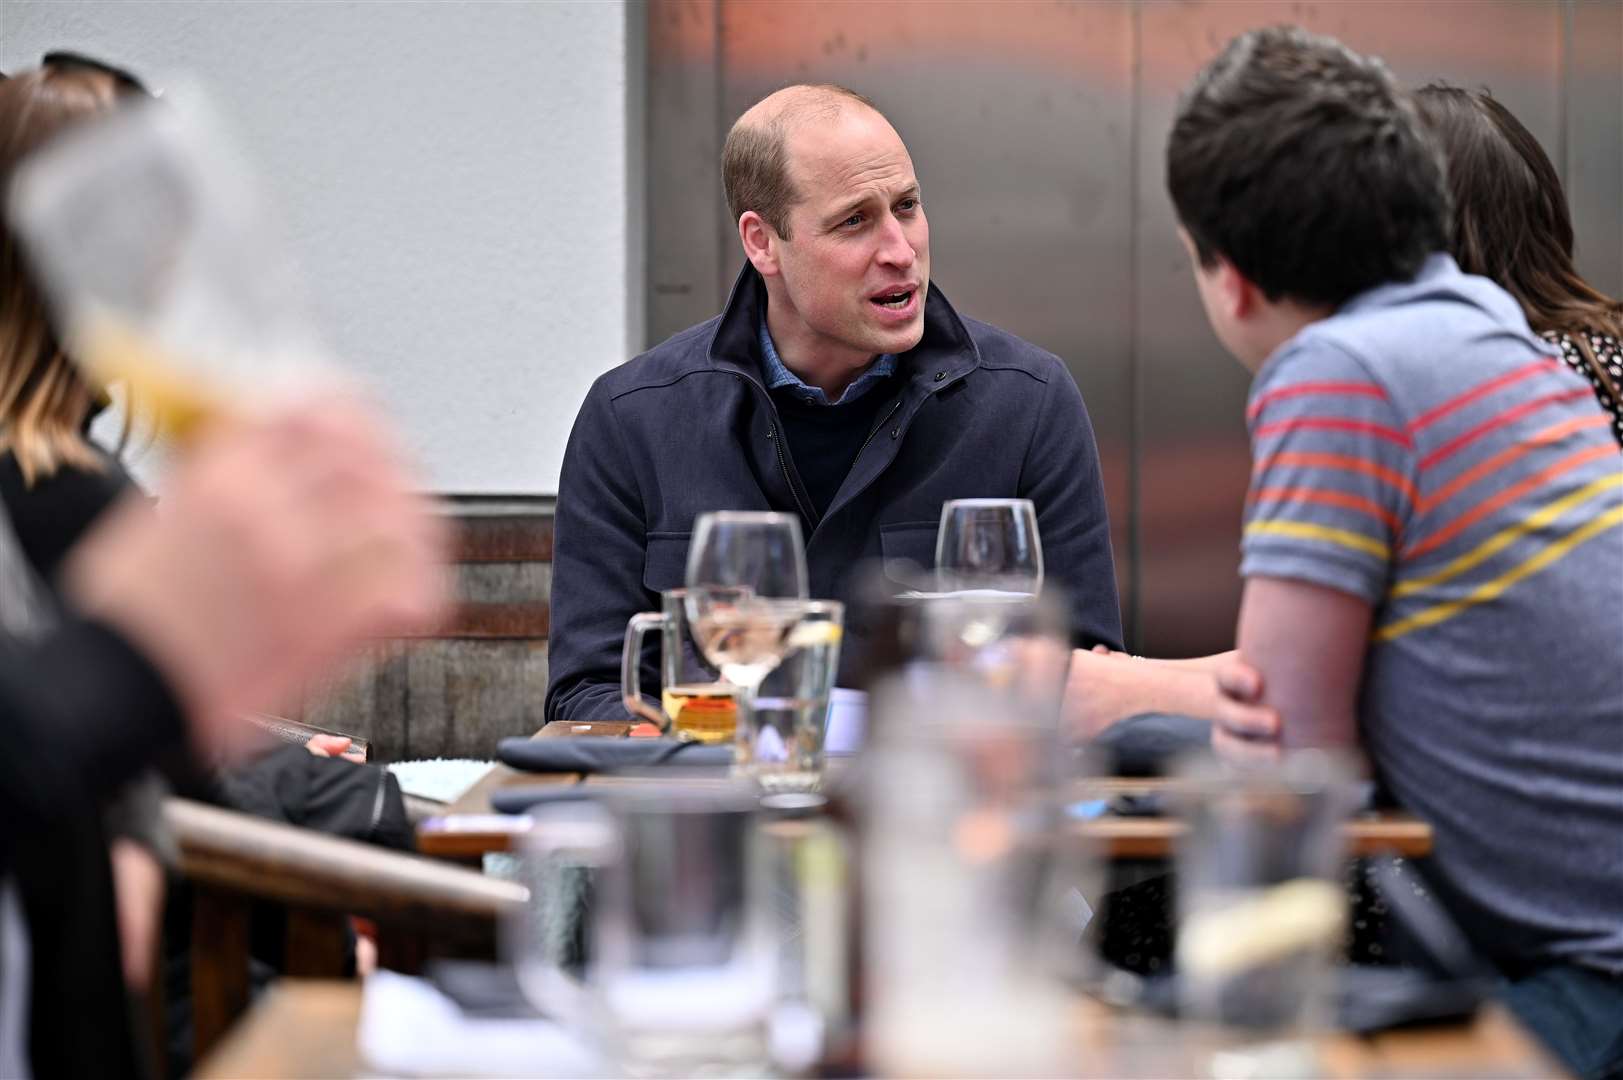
[305,733,363,762]
[64,396,450,761]
[109,838,165,990]
[1210,657,1282,764]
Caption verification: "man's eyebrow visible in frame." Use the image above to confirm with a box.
[823,196,874,226]
[822,185,922,227]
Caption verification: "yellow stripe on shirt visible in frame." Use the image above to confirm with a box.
[1375,502,1623,643]
[1244,520,1390,559]
[1391,472,1623,599]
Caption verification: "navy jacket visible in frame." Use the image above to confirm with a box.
[546,267,1122,721]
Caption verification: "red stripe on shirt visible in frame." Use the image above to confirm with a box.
[1407,359,1562,434]
[1404,442,1617,558]
[1418,388,1597,472]
[1418,413,1611,512]
[1254,417,1414,449]
[1246,382,1388,423]
[1248,486,1404,537]
[1251,452,1419,506]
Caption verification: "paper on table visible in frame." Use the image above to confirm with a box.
[357,969,604,1077]
[824,688,867,756]
[387,758,494,804]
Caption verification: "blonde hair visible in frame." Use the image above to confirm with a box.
[0,63,139,485]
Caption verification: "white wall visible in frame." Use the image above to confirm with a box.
[3,0,638,494]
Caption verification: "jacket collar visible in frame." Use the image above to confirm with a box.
[705,264,981,388]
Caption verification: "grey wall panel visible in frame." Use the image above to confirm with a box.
[1133,0,1563,656]
[1564,0,1623,298]
[646,0,726,346]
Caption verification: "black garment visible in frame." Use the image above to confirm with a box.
[770,376,902,519]
[0,448,131,583]
[547,266,1123,722]
[0,620,187,1080]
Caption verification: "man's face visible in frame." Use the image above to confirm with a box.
[771,108,931,360]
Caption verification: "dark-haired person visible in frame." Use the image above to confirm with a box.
[1416,84,1623,449]
[1166,27,1623,1078]
[547,84,1127,721]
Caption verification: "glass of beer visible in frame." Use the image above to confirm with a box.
[622,588,740,743]
[7,84,330,441]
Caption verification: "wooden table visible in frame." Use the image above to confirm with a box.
[417,726,1434,861]
[197,978,1565,1079]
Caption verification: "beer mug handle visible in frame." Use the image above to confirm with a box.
[622,611,669,729]
[510,803,618,1034]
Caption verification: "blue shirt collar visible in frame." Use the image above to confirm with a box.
[758,313,896,406]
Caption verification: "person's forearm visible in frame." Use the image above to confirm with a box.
[1137,650,1237,674]
[1128,664,1239,718]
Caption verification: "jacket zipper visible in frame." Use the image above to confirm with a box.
[853,397,904,465]
[768,423,816,524]
[733,371,816,524]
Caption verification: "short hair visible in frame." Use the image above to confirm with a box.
[721,84,877,241]
[1165,26,1450,307]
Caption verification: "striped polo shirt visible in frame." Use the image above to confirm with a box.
[1241,254,1623,975]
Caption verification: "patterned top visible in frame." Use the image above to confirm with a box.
[1241,255,1623,975]
[1543,329,1623,449]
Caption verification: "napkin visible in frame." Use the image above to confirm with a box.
[496,736,731,774]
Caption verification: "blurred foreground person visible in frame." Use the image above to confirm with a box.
[1168,27,1623,1079]
[547,83,1123,722]
[0,55,446,1080]
[1416,83,1623,448]
[1,400,446,1077]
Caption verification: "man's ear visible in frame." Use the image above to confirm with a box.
[1217,257,1256,322]
[739,211,780,277]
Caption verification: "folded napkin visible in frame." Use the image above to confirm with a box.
[496,736,731,775]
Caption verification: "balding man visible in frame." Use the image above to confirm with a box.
[546,85,1122,722]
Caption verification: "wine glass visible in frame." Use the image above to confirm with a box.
[684,512,809,696]
[935,498,1044,596]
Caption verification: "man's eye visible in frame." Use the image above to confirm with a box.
[840,213,864,229]
[897,198,919,213]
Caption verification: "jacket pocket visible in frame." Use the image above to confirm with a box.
[643,532,691,594]
[878,520,938,589]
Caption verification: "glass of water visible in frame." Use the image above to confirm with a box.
[1176,752,1358,1075]
[736,600,843,792]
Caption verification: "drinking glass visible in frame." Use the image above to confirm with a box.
[736,600,844,792]
[935,498,1043,595]
[861,670,1076,1076]
[509,783,776,1076]
[1175,752,1358,1076]
[684,512,809,696]
[8,85,329,439]
[622,588,739,742]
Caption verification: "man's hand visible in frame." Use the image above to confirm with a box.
[64,396,450,761]
[1064,647,1282,742]
[1210,657,1282,764]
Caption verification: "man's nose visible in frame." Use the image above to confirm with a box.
[875,214,916,269]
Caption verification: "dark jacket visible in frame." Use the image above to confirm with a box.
[546,267,1122,721]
